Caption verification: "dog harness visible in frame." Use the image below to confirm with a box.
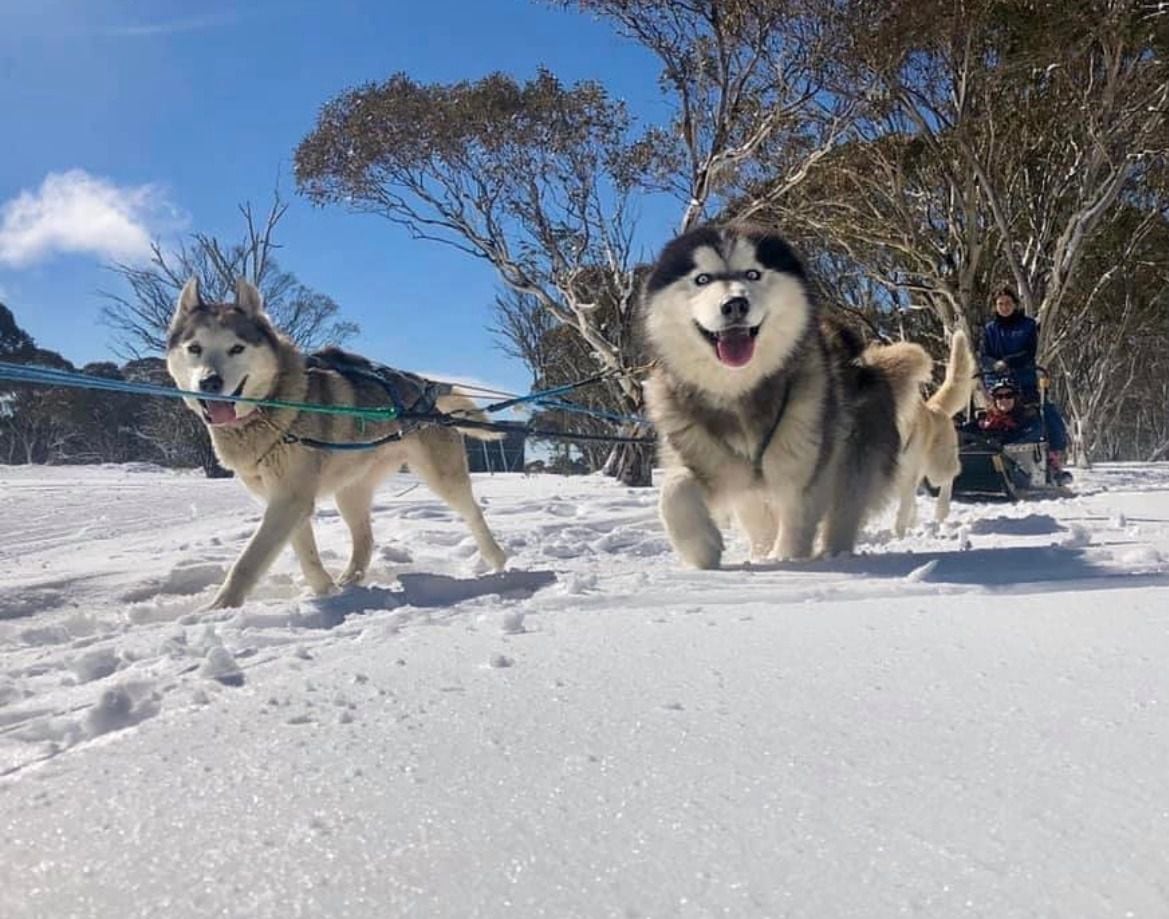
[277,349,454,452]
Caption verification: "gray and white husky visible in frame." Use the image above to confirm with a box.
[642,224,932,568]
[166,277,506,609]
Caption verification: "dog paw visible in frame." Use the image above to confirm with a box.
[201,591,243,612]
[310,578,339,596]
[660,475,723,569]
[748,542,775,564]
[336,568,365,588]
[672,526,724,569]
[772,543,814,562]
[482,544,508,572]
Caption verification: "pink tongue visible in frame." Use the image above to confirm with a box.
[205,400,238,425]
[715,330,755,367]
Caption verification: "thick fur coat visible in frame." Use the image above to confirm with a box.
[641,224,932,567]
[166,278,505,608]
[894,331,977,535]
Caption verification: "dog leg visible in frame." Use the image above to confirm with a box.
[821,497,866,556]
[933,478,953,523]
[660,473,723,569]
[409,432,507,571]
[733,496,778,563]
[774,494,824,560]
[821,453,888,555]
[894,474,919,537]
[290,519,335,596]
[335,480,376,586]
[206,496,313,609]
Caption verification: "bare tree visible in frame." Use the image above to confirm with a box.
[729,0,1167,464]
[294,4,859,484]
[296,69,657,482]
[491,288,634,471]
[566,0,855,232]
[101,192,358,357]
[1050,197,1169,462]
[1,303,36,357]
[770,0,1168,341]
[0,347,81,465]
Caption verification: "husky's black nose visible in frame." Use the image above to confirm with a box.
[720,296,750,321]
[198,373,224,394]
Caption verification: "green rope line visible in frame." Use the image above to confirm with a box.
[0,359,655,435]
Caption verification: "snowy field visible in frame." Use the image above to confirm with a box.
[2,462,1169,918]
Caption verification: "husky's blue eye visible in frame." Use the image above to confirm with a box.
[694,273,713,286]
[228,344,245,356]
[744,269,762,281]
[187,343,202,356]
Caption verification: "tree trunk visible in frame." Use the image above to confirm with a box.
[203,459,234,478]
[604,440,654,487]
[194,426,232,478]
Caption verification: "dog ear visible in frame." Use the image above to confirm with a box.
[176,277,202,315]
[234,278,265,317]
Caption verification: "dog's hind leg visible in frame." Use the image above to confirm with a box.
[926,436,960,525]
[933,478,953,523]
[820,467,877,556]
[208,495,314,609]
[894,473,919,537]
[409,431,507,571]
[821,500,867,556]
[660,472,723,569]
[290,520,335,596]
[335,480,376,586]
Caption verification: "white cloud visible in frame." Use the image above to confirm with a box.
[0,170,179,268]
[100,13,238,38]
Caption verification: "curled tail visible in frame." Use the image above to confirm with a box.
[927,330,976,417]
[861,340,934,445]
[435,390,506,441]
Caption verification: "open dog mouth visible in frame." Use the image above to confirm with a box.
[694,322,761,368]
[199,377,251,426]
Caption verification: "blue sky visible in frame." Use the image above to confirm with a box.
[0,0,675,393]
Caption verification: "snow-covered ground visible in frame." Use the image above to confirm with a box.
[2,462,1169,918]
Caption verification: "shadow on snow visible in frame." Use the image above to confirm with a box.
[298,569,558,629]
[730,545,1168,593]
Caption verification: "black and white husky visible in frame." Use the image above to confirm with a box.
[642,224,932,568]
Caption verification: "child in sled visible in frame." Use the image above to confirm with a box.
[977,382,1072,486]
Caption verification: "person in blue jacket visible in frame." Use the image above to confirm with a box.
[980,286,1072,484]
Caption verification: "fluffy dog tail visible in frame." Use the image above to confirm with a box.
[862,341,934,445]
[435,390,507,441]
[927,330,976,418]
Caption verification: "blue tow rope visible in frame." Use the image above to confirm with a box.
[0,358,654,448]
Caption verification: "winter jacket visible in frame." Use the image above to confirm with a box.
[981,311,1039,396]
[978,407,1023,435]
